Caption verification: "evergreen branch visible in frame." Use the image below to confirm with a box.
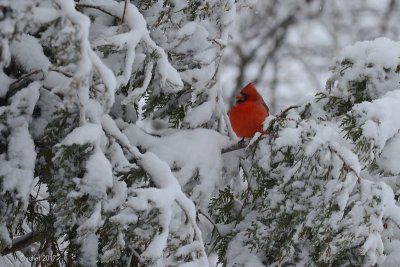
[9,70,43,90]
[130,248,143,264]
[175,199,204,248]
[328,145,362,183]
[101,116,206,256]
[221,141,247,154]
[0,231,44,256]
[2,70,44,103]
[277,105,300,118]
[240,161,255,196]
[101,115,141,158]
[234,161,254,226]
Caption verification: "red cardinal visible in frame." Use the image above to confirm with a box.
[229,83,269,138]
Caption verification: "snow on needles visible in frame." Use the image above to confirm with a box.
[0,80,40,248]
[137,152,208,264]
[0,81,39,200]
[80,0,183,92]
[10,33,50,72]
[124,125,230,209]
[333,37,400,100]
[57,0,116,113]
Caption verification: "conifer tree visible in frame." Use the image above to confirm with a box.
[211,38,400,266]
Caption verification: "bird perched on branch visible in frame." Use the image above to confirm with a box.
[229,83,269,138]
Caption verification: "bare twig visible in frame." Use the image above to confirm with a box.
[198,209,222,237]
[240,160,255,196]
[381,0,396,34]
[49,67,73,78]
[278,105,300,117]
[122,0,129,23]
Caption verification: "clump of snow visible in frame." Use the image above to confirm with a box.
[124,125,230,208]
[275,127,302,148]
[80,0,183,92]
[32,6,60,23]
[0,72,12,98]
[10,33,50,72]
[0,39,11,70]
[57,0,116,114]
[379,134,400,174]
[136,152,207,263]
[78,233,99,266]
[174,22,210,54]
[226,233,265,267]
[80,150,113,198]
[332,37,400,100]
[353,90,400,150]
[0,81,40,201]
[339,38,400,69]
[77,202,104,234]
[183,101,213,128]
[61,123,102,146]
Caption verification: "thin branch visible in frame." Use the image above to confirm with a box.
[9,70,43,89]
[386,217,400,230]
[278,105,300,117]
[221,141,247,154]
[198,209,222,237]
[240,160,255,196]
[381,0,396,34]
[122,0,129,23]
[328,145,362,183]
[49,67,73,78]
[75,4,121,21]
[175,199,203,247]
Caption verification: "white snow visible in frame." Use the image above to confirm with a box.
[354,90,400,150]
[379,133,400,174]
[61,123,102,146]
[0,81,39,201]
[275,127,302,147]
[80,150,113,197]
[184,101,213,128]
[339,38,400,69]
[32,6,60,24]
[80,0,183,92]
[137,152,207,262]
[77,202,104,234]
[10,34,50,72]
[78,233,99,266]
[124,125,230,208]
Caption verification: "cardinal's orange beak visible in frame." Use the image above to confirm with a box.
[235,93,248,103]
[236,94,244,101]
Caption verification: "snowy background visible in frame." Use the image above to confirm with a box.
[222,0,400,112]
